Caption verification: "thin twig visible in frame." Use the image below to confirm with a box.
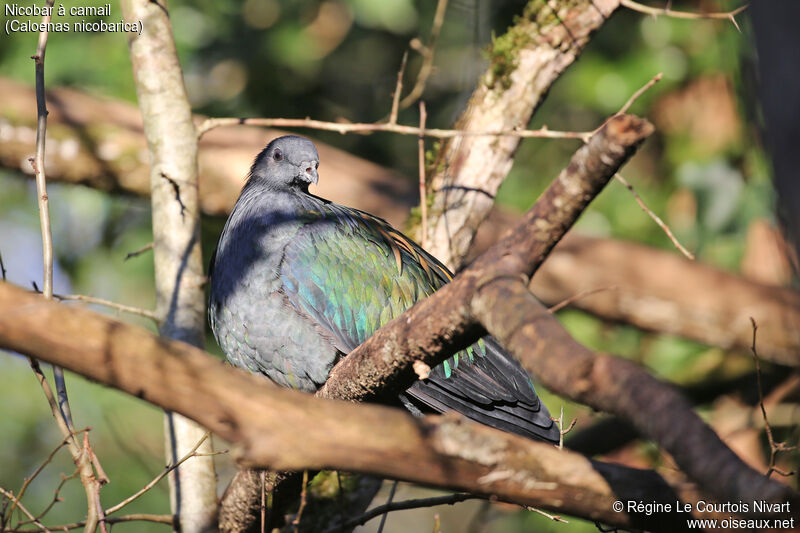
[197,72,661,143]
[0,487,51,532]
[418,101,429,249]
[123,242,154,261]
[20,470,79,525]
[554,406,578,451]
[750,318,794,478]
[104,432,211,516]
[389,52,408,125]
[26,358,102,533]
[620,0,747,32]
[0,251,7,280]
[618,72,662,115]
[8,514,173,532]
[29,9,103,532]
[594,73,662,135]
[548,286,618,314]
[527,505,569,523]
[292,470,309,533]
[614,174,695,260]
[30,0,75,433]
[399,0,448,110]
[260,470,266,533]
[376,481,398,533]
[196,116,589,141]
[10,429,88,519]
[325,492,477,533]
[53,293,159,321]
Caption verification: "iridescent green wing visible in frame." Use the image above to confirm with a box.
[280,203,451,353]
[280,201,558,442]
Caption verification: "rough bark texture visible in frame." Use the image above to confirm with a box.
[120,1,217,531]
[0,76,413,227]
[421,0,620,269]
[0,282,773,532]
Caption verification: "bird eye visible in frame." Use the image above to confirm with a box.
[315,161,319,169]
[273,149,283,162]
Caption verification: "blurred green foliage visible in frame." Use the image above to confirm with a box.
[0,0,787,531]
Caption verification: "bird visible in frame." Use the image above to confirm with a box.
[208,135,558,443]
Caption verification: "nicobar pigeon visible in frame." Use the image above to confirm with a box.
[209,135,558,443]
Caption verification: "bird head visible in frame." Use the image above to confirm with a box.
[248,135,320,192]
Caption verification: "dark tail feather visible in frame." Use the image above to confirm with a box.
[406,336,559,444]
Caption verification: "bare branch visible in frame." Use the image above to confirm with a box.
[9,429,88,520]
[614,173,695,260]
[120,0,218,529]
[421,0,620,269]
[196,116,589,142]
[398,0,448,110]
[123,242,154,261]
[0,487,51,532]
[547,286,618,314]
[0,281,756,531]
[8,514,174,532]
[527,505,568,523]
[104,433,211,516]
[418,102,428,249]
[389,52,407,126]
[53,293,159,321]
[617,72,662,116]
[29,1,82,492]
[324,493,477,533]
[619,0,747,31]
[750,318,795,479]
[291,470,309,533]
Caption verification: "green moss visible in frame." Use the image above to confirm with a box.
[485,0,584,90]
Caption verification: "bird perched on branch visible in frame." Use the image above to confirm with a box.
[209,135,558,443]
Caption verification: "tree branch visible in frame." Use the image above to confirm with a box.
[527,233,800,366]
[0,76,415,226]
[120,0,217,530]
[28,5,103,531]
[0,282,767,532]
[308,113,796,510]
[5,78,795,366]
[317,114,653,403]
[420,0,620,269]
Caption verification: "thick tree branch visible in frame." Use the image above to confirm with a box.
[421,0,620,269]
[120,1,216,530]
[317,114,653,402]
[311,113,797,511]
[0,282,762,532]
[471,276,796,508]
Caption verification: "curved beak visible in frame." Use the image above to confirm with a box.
[299,160,319,185]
